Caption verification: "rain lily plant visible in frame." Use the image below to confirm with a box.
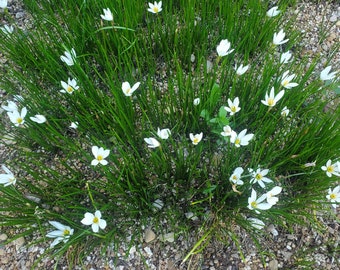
[46,221,74,248]
[216,39,234,57]
[100,8,113,21]
[189,132,203,145]
[60,78,79,94]
[122,81,140,96]
[0,0,7,9]
[147,1,162,14]
[91,146,110,166]
[0,165,16,186]
[250,168,273,188]
[280,71,298,89]
[326,186,340,208]
[321,160,340,177]
[261,87,284,107]
[229,167,244,185]
[230,129,254,147]
[273,29,289,45]
[30,114,47,124]
[60,48,76,66]
[266,6,280,17]
[248,189,272,214]
[157,128,171,139]
[224,97,241,115]
[234,64,249,76]
[144,137,160,148]
[320,66,338,81]
[7,107,27,127]
[81,210,107,233]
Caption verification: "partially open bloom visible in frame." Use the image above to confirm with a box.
[261,87,284,107]
[224,97,241,115]
[0,0,7,9]
[46,221,74,247]
[230,129,254,147]
[320,66,337,81]
[60,78,79,94]
[273,29,289,45]
[7,107,27,126]
[193,98,200,106]
[0,165,16,186]
[60,48,76,66]
[122,81,140,96]
[235,64,249,76]
[1,25,13,34]
[91,146,110,166]
[250,168,273,188]
[321,160,340,177]
[216,39,234,57]
[30,115,46,124]
[281,106,290,117]
[1,101,18,112]
[266,6,280,17]
[221,125,234,137]
[266,186,282,205]
[81,210,107,233]
[147,1,162,14]
[281,71,298,89]
[189,132,203,145]
[280,51,292,64]
[229,167,244,185]
[69,122,79,129]
[100,8,113,21]
[157,128,171,140]
[326,186,340,208]
[248,218,265,230]
[248,189,272,213]
[144,137,160,148]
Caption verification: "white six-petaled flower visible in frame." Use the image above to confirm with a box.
[122,81,140,96]
[0,165,16,186]
[248,217,265,230]
[189,132,203,145]
[273,29,289,45]
[60,78,79,94]
[321,160,340,177]
[0,0,7,9]
[91,146,110,166]
[229,167,244,185]
[266,186,282,205]
[144,137,160,148]
[216,39,234,57]
[326,186,340,208]
[100,8,113,21]
[7,107,27,127]
[193,98,200,106]
[221,125,234,137]
[261,87,284,107]
[157,128,171,140]
[1,100,18,112]
[266,6,280,17]
[81,210,107,233]
[60,48,76,66]
[280,51,292,64]
[281,70,298,89]
[320,66,338,81]
[46,221,74,248]
[248,189,272,213]
[30,115,47,124]
[224,97,241,115]
[147,1,162,14]
[235,64,249,76]
[281,106,290,117]
[250,168,273,188]
[230,129,254,147]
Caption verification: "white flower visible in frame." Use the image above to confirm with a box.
[248,189,272,213]
[321,160,340,177]
[46,221,74,248]
[230,129,254,147]
[261,87,284,107]
[122,81,140,96]
[281,106,290,117]
[281,71,298,89]
[320,66,338,81]
[1,101,18,112]
[248,218,265,230]
[157,128,171,140]
[193,98,200,106]
[30,115,46,124]
[235,64,249,76]
[221,125,234,137]
[216,39,234,57]
[1,25,13,34]
[189,132,203,145]
[147,1,162,14]
[144,137,160,148]
[280,51,292,64]
[250,168,273,188]
[0,0,7,9]
[60,78,79,94]
[273,29,289,45]
[7,107,27,126]
[152,199,164,210]
[69,122,79,129]
[0,165,16,186]
[326,186,340,208]
[81,210,107,233]
[91,146,110,166]
[266,6,280,17]
[229,167,244,185]
[60,48,76,66]
[100,8,113,21]
[224,97,241,115]
[266,186,282,205]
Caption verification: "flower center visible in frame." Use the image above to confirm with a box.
[153,7,159,13]
[17,117,23,124]
[232,175,238,180]
[231,106,236,112]
[9,177,16,183]
[251,201,257,208]
[327,166,334,173]
[282,80,288,86]
[330,193,336,200]
[235,138,241,145]
[126,88,131,94]
[193,138,199,144]
[255,173,262,180]
[67,86,73,93]
[93,217,99,224]
[267,98,274,106]
[63,229,70,236]
[97,155,103,161]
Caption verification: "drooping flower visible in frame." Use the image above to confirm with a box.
[266,6,280,17]
[248,189,272,213]
[193,98,200,106]
[30,115,47,124]
[157,128,171,140]
[229,167,244,185]
[144,137,160,148]
[234,64,249,76]
[100,8,113,21]
[261,87,284,107]
[281,106,290,117]
[147,1,162,14]
[7,107,27,126]
[0,0,7,9]
[221,125,234,137]
[60,78,79,94]
[248,217,265,230]
[46,221,74,248]
[250,168,273,188]
[280,71,298,89]
[69,122,79,129]
[189,132,203,145]
[224,97,241,115]
[280,51,292,64]
[216,39,234,57]
[60,48,76,66]
[91,146,110,166]
[122,81,140,96]
[266,186,282,205]
[320,66,338,81]
[81,210,107,233]
[321,160,340,177]
[326,186,340,208]
[1,101,18,112]
[273,29,289,45]
[230,129,254,147]
[1,25,13,34]
[0,165,16,186]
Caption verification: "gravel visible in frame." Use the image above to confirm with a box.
[1,1,339,269]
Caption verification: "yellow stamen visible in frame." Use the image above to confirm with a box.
[63,229,70,236]
[153,7,159,13]
[267,98,274,106]
[330,193,336,200]
[231,106,236,112]
[17,118,23,124]
[327,166,334,173]
[255,173,262,180]
[97,155,103,161]
[67,86,73,93]
[235,138,241,145]
[251,201,257,208]
[93,217,99,224]
[193,138,199,144]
